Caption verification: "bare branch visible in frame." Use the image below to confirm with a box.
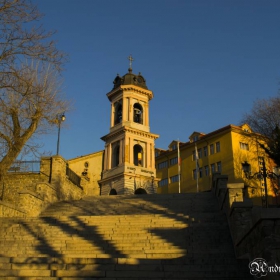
[0,0,70,176]
[241,94,280,166]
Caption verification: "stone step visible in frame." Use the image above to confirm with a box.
[40,193,220,217]
[0,217,226,223]
[0,219,228,228]
[0,256,252,275]
[0,239,231,247]
[0,270,252,279]
[0,192,253,279]
[0,255,250,266]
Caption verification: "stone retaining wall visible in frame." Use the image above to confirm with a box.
[212,173,280,280]
[0,156,86,217]
[0,200,26,217]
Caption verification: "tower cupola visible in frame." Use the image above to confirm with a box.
[113,70,148,90]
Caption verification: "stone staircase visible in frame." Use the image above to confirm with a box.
[0,192,253,279]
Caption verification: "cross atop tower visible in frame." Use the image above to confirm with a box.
[128,55,134,69]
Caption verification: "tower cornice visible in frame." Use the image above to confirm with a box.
[101,126,159,142]
[107,85,154,101]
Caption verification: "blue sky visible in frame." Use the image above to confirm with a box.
[33,0,280,160]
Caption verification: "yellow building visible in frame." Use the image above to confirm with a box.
[156,123,278,206]
[68,150,104,196]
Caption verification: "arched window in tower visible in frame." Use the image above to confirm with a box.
[133,144,143,167]
[114,103,122,125]
[111,143,120,168]
[133,103,143,124]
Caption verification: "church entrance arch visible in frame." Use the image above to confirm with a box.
[135,188,147,194]
[109,188,117,195]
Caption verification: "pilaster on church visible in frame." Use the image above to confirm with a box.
[98,61,159,195]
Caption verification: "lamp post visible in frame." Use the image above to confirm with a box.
[56,113,66,155]
[242,157,280,208]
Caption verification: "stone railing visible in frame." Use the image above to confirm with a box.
[212,173,280,280]
[66,165,82,188]
[0,155,90,217]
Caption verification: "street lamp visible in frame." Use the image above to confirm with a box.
[242,158,280,208]
[56,113,66,155]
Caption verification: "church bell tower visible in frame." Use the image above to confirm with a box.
[99,58,159,195]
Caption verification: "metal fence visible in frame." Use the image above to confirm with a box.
[8,161,41,173]
[66,166,82,188]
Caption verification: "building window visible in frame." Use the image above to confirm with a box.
[193,169,196,180]
[199,167,203,178]
[210,144,214,155]
[193,169,202,179]
[158,160,168,169]
[203,146,208,157]
[133,144,143,166]
[170,175,179,183]
[211,163,215,174]
[240,142,249,151]
[242,161,251,176]
[111,142,120,168]
[133,103,143,124]
[217,161,222,173]
[205,165,209,176]
[171,144,177,150]
[114,103,122,125]
[158,178,168,187]
[194,135,199,142]
[170,157,178,166]
[193,149,201,160]
[198,148,202,159]
[216,142,220,153]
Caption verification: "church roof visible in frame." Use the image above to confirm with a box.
[112,68,148,90]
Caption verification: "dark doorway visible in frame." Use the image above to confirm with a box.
[135,188,147,194]
[109,188,117,195]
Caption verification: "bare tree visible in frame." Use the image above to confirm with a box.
[241,95,280,166]
[241,96,280,137]
[0,0,69,176]
[0,0,65,71]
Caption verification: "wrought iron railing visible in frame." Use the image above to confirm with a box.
[66,166,82,188]
[8,161,41,173]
